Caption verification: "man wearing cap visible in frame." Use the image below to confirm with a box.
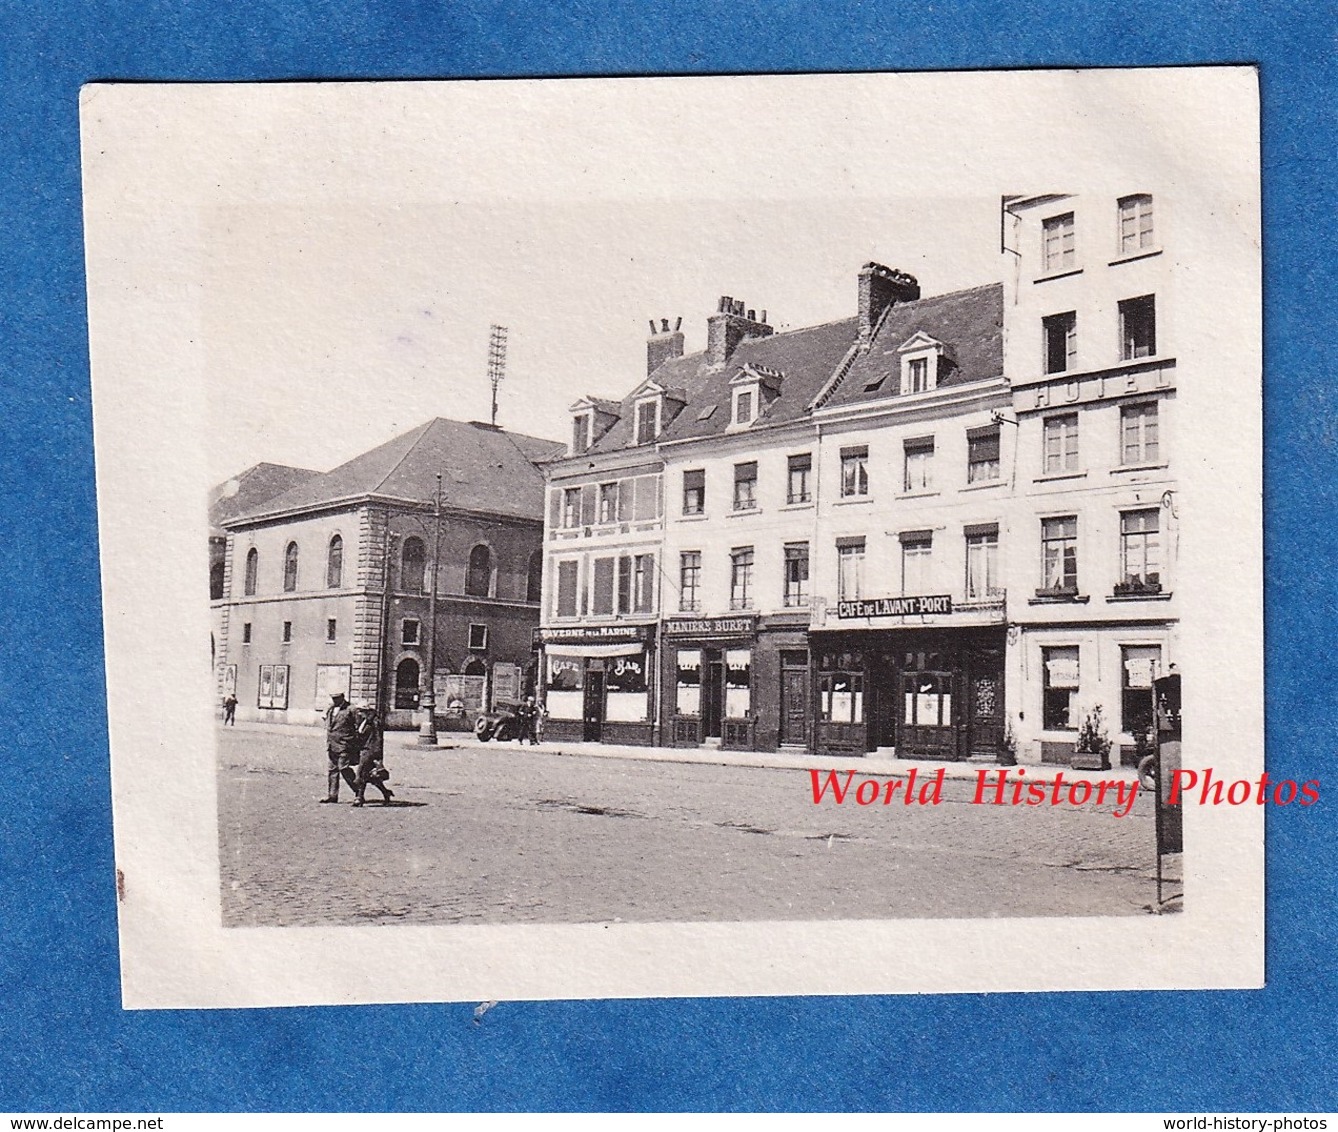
[320,691,362,803]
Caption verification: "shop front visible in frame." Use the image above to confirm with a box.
[662,615,760,749]
[812,596,1006,760]
[535,623,657,746]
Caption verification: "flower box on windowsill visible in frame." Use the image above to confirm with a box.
[1031,586,1087,604]
[1113,580,1163,597]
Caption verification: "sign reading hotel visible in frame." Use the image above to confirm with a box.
[838,595,953,619]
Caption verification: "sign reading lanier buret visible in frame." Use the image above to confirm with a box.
[837,595,953,619]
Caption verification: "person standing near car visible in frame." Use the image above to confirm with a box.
[516,695,539,745]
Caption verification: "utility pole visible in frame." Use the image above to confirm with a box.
[488,324,508,427]
[417,475,443,747]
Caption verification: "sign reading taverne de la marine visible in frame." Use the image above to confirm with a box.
[837,595,953,619]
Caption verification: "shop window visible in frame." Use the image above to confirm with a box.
[466,544,492,597]
[244,547,258,596]
[783,543,809,607]
[597,482,619,524]
[967,426,1001,483]
[1042,212,1076,273]
[1119,509,1162,593]
[819,671,864,724]
[606,652,649,723]
[675,650,702,716]
[787,453,812,504]
[730,547,754,610]
[1040,516,1079,594]
[725,649,751,719]
[733,461,757,511]
[903,437,934,492]
[401,618,420,646]
[1119,295,1157,360]
[903,672,951,728]
[900,533,933,595]
[679,552,701,613]
[1043,413,1079,474]
[468,623,488,651]
[1042,646,1080,730]
[401,537,426,594]
[837,539,865,602]
[1121,645,1162,736]
[1043,311,1077,374]
[1118,194,1155,254]
[394,657,420,710]
[592,557,616,616]
[965,527,1001,600]
[555,560,579,618]
[326,534,343,588]
[325,618,337,643]
[546,655,584,720]
[840,445,869,497]
[683,469,705,516]
[283,542,299,592]
[1121,402,1160,465]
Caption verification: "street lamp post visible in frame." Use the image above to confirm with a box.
[416,474,443,747]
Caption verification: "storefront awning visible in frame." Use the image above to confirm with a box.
[546,642,645,659]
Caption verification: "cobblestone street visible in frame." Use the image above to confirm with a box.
[217,726,1179,927]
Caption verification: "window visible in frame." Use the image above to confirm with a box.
[967,427,1001,483]
[679,552,701,612]
[965,527,1001,600]
[1040,516,1079,593]
[394,657,420,710]
[1120,402,1160,465]
[840,446,869,497]
[325,618,337,643]
[241,621,252,644]
[596,482,619,524]
[682,469,705,516]
[556,560,579,617]
[837,539,865,602]
[592,557,616,615]
[401,618,421,646]
[1042,646,1080,730]
[1119,510,1162,591]
[465,544,491,597]
[675,650,702,715]
[1119,295,1157,359]
[1043,311,1077,374]
[1043,413,1079,474]
[733,461,758,511]
[282,542,299,592]
[526,550,543,603]
[906,357,930,393]
[1042,212,1076,273]
[562,487,581,528]
[633,554,655,613]
[571,413,591,455]
[244,547,258,596]
[903,438,934,493]
[729,547,754,610]
[819,652,865,724]
[900,533,933,595]
[783,543,810,607]
[787,453,812,504]
[401,537,426,594]
[1121,645,1162,736]
[635,399,659,445]
[468,623,488,651]
[1118,194,1155,254]
[326,535,343,588]
[734,388,755,425]
[282,620,292,643]
[725,650,751,719]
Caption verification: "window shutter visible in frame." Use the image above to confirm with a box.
[617,478,632,522]
[617,556,632,613]
[580,484,596,527]
[549,490,562,529]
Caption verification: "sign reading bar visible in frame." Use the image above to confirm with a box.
[665,615,756,637]
[837,595,953,619]
[534,624,650,645]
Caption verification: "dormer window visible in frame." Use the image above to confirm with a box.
[897,332,948,395]
[727,363,781,431]
[571,412,592,455]
[634,398,660,445]
[732,387,756,426]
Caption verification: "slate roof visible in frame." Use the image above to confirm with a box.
[226,418,564,526]
[583,353,720,453]
[819,283,1004,411]
[209,463,319,535]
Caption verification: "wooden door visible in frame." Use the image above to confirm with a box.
[779,664,809,747]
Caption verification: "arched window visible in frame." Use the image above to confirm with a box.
[466,544,492,597]
[526,549,543,604]
[401,536,426,595]
[394,657,421,710]
[283,542,299,592]
[244,548,258,596]
[463,656,487,677]
[326,534,343,588]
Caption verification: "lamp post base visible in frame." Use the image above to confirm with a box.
[416,696,439,747]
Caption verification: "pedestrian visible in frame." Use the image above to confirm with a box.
[516,695,539,745]
[222,692,237,725]
[534,701,547,746]
[352,702,395,807]
[320,691,361,804]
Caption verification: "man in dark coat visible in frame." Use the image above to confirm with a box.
[320,691,361,803]
[352,702,394,807]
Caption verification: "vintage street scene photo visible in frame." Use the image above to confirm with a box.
[85,71,1263,1005]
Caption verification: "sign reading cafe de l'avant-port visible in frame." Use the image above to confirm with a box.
[837,595,954,619]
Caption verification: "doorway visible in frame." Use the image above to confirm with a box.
[779,650,809,747]
[583,668,605,742]
[702,651,724,740]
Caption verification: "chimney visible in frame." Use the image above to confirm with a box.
[706,296,774,368]
[647,317,685,376]
[858,263,920,349]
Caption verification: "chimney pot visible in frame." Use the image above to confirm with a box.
[858,263,920,350]
[646,315,686,376]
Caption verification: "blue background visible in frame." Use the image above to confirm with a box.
[1,0,1333,1113]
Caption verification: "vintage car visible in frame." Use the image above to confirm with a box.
[473,702,521,742]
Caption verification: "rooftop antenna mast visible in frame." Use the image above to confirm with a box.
[487,324,509,426]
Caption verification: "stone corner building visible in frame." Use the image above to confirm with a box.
[213,418,563,729]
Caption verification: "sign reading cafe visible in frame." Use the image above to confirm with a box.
[837,595,953,619]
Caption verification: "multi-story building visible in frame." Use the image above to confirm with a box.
[215,417,561,729]
[1002,193,1178,767]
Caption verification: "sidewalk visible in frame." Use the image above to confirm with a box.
[223,719,1140,782]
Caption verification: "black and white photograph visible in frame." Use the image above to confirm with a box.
[82,69,1263,1007]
